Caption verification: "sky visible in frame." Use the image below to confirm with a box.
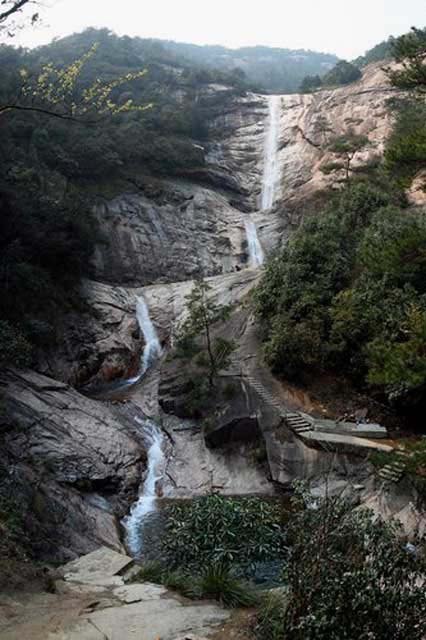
[11,0,426,58]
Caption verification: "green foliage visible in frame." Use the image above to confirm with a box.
[162,495,286,574]
[132,561,257,608]
[299,74,322,93]
[255,168,426,409]
[385,100,426,186]
[254,591,287,640]
[196,564,258,608]
[255,183,391,377]
[322,60,362,86]
[177,278,235,386]
[354,38,394,67]
[264,485,426,640]
[367,305,426,398]
[386,27,426,92]
[327,133,369,181]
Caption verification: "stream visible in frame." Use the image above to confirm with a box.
[122,94,283,559]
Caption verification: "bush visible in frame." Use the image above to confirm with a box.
[277,486,426,640]
[162,495,286,574]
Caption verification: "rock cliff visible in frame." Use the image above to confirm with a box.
[0,369,146,561]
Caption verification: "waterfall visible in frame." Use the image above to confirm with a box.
[244,94,281,268]
[136,296,162,376]
[123,419,166,556]
[244,219,264,268]
[127,296,162,384]
[261,94,282,211]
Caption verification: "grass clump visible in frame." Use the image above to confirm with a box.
[132,561,257,608]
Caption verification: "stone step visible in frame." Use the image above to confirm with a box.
[389,461,406,470]
[293,426,312,433]
[378,467,404,482]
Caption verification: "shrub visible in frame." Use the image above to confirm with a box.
[277,485,426,640]
[162,495,286,574]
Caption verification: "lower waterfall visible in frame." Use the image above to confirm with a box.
[245,219,264,268]
[123,419,166,556]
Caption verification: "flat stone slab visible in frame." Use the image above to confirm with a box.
[301,430,393,453]
[314,419,388,439]
[87,598,229,640]
[113,583,168,604]
[62,547,134,584]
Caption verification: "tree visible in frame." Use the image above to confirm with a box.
[299,74,322,93]
[0,44,151,121]
[386,27,426,93]
[322,60,362,86]
[0,0,38,37]
[178,278,234,387]
[325,132,369,182]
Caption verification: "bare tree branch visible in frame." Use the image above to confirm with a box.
[0,0,33,24]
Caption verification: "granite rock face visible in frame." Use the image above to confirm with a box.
[0,369,146,561]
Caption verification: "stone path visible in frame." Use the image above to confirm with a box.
[0,548,230,640]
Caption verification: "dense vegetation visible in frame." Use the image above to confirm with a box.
[255,486,426,640]
[256,30,426,416]
[162,495,286,574]
[300,60,362,92]
[0,29,245,366]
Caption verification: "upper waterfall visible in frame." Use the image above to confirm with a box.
[261,95,282,212]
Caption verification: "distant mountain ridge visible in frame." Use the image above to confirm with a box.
[156,40,339,93]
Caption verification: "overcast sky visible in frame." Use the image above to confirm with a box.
[12,0,426,58]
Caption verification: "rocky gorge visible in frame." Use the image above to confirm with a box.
[1,58,425,603]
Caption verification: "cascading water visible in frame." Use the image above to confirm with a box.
[244,219,264,268]
[245,94,281,267]
[126,296,162,384]
[261,94,282,212]
[123,419,166,556]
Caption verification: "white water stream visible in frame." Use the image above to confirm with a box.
[126,296,162,384]
[123,419,166,556]
[245,94,281,267]
[261,94,282,212]
[122,296,166,556]
[244,219,264,268]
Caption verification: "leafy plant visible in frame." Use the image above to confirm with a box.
[162,494,286,574]
[274,485,426,640]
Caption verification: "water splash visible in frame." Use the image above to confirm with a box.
[261,95,282,211]
[244,219,264,267]
[123,419,166,556]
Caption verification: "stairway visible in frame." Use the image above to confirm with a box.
[377,458,406,483]
[228,355,314,438]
